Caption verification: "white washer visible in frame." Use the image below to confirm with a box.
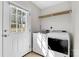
[33,32,48,57]
[47,32,70,57]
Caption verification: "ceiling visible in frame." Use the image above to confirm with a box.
[32,1,65,10]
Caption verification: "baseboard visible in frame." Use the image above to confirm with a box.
[22,51,32,57]
[32,51,44,57]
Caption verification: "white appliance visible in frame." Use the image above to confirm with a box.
[33,32,70,57]
[33,32,48,57]
[47,32,70,57]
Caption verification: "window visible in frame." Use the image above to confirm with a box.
[10,4,28,32]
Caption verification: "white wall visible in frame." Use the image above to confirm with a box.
[40,2,72,34]
[72,2,79,57]
[41,14,72,33]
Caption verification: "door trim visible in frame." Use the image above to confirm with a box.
[2,1,4,57]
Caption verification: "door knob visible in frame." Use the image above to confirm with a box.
[2,35,7,37]
[4,35,7,37]
[4,30,7,32]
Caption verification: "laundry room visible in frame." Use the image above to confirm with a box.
[0,1,79,57]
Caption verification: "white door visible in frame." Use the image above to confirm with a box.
[3,2,31,57]
[0,1,2,57]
